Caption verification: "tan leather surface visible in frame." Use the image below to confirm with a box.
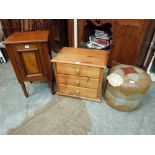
[104,64,152,111]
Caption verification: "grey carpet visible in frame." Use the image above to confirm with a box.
[84,83,155,135]
[9,97,91,135]
[0,61,54,134]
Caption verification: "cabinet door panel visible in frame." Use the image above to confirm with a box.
[22,52,38,74]
[14,44,46,80]
[109,20,145,66]
[19,51,41,75]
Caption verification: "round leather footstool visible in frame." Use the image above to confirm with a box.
[104,64,152,111]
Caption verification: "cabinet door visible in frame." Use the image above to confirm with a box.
[109,20,146,66]
[14,43,47,81]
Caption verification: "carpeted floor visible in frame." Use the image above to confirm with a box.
[0,60,155,135]
[9,97,91,135]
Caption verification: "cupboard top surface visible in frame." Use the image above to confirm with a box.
[3,31,49,44]
[52,47,108,68]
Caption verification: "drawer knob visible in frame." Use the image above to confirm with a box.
[75,69,80,74]
[75,80,80,86]
[76,90,80,94]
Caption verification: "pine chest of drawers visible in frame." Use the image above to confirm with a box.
[51,47,108,102]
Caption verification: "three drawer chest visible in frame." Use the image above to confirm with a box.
[51,47,108,102]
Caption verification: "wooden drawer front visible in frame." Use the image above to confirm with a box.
[58,74,99,89]
[16,44,38,51]
[56,63,100,78]
[59,84,98,99]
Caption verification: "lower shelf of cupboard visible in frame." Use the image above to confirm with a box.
[57,92,101,102]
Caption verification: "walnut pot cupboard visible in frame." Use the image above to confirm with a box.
[3,31,54,97]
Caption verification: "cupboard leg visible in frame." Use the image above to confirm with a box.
[50,72,55,94]
[20,82,28,97]
[50,79,55,95]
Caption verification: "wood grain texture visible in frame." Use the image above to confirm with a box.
[97,69,104,99]
[16,43,38,50]
[12,43,46,80]
[57,92,101,102]
[52,47,108,101]
[58,74,99,89]
[3,31,54,97]
[59,84,98,99]
[1,19,69,52]
[56,63,100,78]
[68,19,74,47]
[75,19,154,67]
[51,47,108,68]
[3,31,49,44]
[109,20,146,66]
[21,52,38,74]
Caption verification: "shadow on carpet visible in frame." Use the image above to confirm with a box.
[9,97,92,135]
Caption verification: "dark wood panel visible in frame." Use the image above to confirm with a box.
[68,19,74,47]
[109,20,144,66]
[75,19,155,67]
[1,19,69,51]
[109,20,154,67]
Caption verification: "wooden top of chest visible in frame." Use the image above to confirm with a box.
[51,47,108,68]
[3,31,49,44]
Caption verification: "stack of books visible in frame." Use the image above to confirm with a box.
[86,30,111,50]
[95,30,111,40]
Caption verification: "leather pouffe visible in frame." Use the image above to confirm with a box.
[104,64,152,111]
